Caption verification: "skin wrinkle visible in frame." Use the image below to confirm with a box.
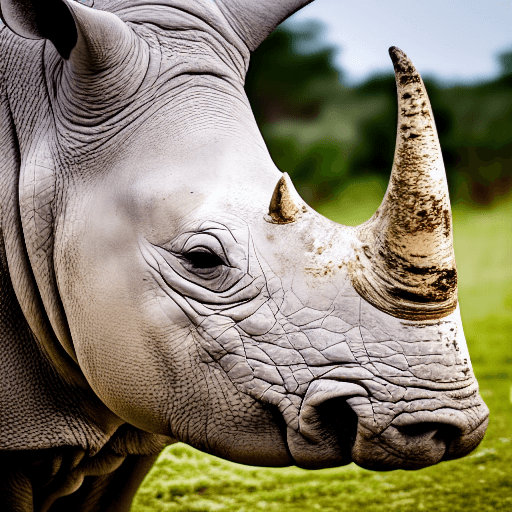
[120,3,224,40]
[2,55,86,385]
[70,81,243,158]
[115,1,249,77]
[139,216,482,449]
[213,0,250,53]
[132,22,243,78]
[57,33,149,114]
[24,123,64,338]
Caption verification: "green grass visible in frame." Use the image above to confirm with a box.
[132,185,512,512]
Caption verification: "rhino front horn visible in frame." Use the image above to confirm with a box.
[353,47,457,321]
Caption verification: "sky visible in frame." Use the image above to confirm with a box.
[286,0,512,85]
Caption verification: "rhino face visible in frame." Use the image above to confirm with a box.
[56,131,487,471]
[1,0,488,471]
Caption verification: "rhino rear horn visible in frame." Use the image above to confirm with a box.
[352,47,457,321]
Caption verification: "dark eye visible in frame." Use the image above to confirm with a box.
[183,250,225,269]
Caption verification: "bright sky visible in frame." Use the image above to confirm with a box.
[287,0,512,84]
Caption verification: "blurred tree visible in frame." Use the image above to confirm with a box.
[348,74,396,177]
[246,23,512,206]
[438,49,512,204]
[498,49,512,83]
[245,22,340,125]
[245,22,356,205]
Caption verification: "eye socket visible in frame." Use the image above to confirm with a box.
[182,249,225,270]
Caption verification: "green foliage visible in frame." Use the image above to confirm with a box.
[132,192,512,512]
[245,23,512,206]
[245,22,341,126]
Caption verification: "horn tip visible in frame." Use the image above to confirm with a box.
[388,46,403,61]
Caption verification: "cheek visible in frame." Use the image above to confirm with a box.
[57,223,194,433]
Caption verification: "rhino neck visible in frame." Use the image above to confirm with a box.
[0,229,122,452]
[0,30,82,371]
[0,30,126,452]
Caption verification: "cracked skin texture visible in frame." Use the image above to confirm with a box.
[0,1,488,510]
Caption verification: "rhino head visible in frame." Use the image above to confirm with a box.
[0,0,488,474]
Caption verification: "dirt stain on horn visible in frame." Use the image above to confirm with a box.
[351,47,458,321]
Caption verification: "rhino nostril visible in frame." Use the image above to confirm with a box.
[397,422,462,444]
[288,380,366,468]
[299,380,366,446]
[312,396,359,449]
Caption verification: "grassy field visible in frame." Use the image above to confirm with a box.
[132,183,512,512]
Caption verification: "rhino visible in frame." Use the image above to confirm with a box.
[0,0,489,510]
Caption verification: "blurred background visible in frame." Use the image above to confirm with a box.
[245,0,512,209]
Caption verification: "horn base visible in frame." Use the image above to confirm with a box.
[351,239,458,321]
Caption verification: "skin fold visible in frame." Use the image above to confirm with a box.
[0,0,488,510]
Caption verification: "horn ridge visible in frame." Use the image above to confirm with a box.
[352,47,457,321]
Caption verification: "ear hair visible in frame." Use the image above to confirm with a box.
[0,0,78,58]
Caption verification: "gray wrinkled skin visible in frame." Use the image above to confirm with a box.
[0,0,488,510]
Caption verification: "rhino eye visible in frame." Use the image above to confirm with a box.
[183,250,225,270]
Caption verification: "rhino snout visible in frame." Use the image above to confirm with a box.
[285,379,489,470]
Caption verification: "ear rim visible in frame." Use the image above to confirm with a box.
[0,0,78,59]
[215,0,314,52]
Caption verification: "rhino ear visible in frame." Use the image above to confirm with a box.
[216,0,313,51]
[0,0,130,66]
[0,0,78,58]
